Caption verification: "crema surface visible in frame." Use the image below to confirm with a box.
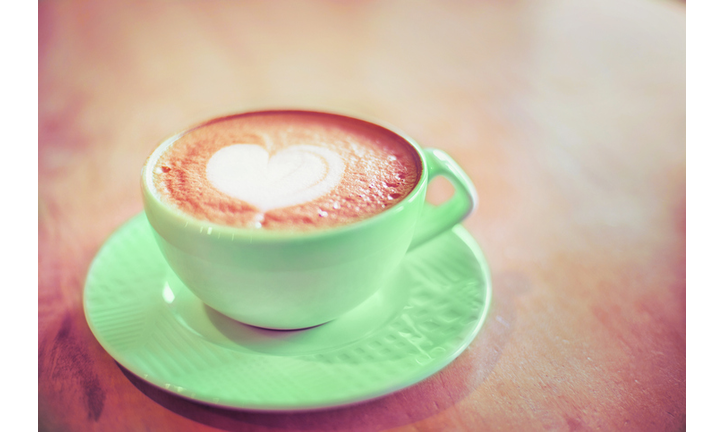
[151,112,421,230]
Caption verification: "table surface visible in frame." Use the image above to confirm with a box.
[38,0,686,430]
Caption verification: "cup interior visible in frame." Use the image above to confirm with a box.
[142,110,431,242]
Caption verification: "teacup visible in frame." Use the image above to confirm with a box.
[141,110,477,329]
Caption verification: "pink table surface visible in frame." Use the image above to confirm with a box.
[39,0,685,430]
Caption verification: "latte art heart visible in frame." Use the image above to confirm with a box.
[206,144,345,212]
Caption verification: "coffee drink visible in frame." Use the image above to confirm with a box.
[148,111,421,230]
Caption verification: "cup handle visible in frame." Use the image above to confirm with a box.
[408,148,478,250]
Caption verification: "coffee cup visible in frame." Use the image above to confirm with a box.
[141,110,477,329]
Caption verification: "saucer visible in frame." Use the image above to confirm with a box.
[84,213,492,411]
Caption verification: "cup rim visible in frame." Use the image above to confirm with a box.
[141,109,430,243]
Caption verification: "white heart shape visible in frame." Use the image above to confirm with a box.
[206,144,345,212]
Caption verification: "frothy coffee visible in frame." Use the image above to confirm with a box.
[149,111,421,230]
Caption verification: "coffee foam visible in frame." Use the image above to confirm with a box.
[206,144,344,212]
[150,112,421,230]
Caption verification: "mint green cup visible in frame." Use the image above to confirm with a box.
[141,111,478,329]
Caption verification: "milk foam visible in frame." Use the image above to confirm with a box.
[206,144,345,212]
[151,111,421,230]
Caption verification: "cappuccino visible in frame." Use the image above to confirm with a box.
[149,111,421,230]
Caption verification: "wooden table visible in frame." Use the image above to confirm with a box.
[39,0,686,430]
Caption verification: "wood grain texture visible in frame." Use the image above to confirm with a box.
[39,0,685,430]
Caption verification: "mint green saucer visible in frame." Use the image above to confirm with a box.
[84,213,492,411]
